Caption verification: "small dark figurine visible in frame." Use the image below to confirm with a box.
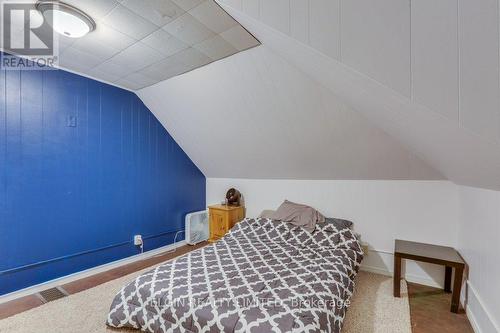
[225,188,241,206]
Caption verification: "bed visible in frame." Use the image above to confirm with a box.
[107,218,363,333]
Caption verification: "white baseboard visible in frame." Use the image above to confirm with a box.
[359,263,442,288]
[359,264,392,277]
[467,305,483,333]
[360,249,444,289]
[465,281,500,333]
[0,240,187,304]
[404,272,443,288]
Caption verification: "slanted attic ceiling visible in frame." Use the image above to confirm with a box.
[138,45,443,181]
[200,0,500,190]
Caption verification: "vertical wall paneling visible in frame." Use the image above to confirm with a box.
[458,186,500,332]
[5,70,22,271]
[0,54,206,295]
[309,0,340,60]
[221,0,242,11]
[220,0,500,143]
[458,0,500,141]
[341,0,411,97]
[411,0,459,120]
[242,0,260,19]
[290,0,309,44]
[261,0,290,35]
[0,68,5,269]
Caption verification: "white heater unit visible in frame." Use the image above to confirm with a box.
[185,210,209,245]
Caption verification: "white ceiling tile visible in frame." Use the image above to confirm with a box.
[107,41,164,72]
[142,47,211,79]
[194,35,237,59]
[141,29,189,56]
[63,0,119,20]
[171,0,204,11]
[140,58,182,81]
[60,47,103,68]
[104,5,159,39]
[84,23,136,50]
[94,59,135,78]
[163,13,215,45]
[170,47,212,69]
[58,60,93,74]
[220,25,259,51]
[121,72,159,87]
[189,0,238,34]
[114,77,146,90]
[141,57,191,81]
[88,69,122,83]
[70,35,121,61]
[121,0,184,26]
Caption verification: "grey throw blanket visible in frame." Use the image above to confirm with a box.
[107,218,363,333]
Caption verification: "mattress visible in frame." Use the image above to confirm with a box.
[107,218,363,333]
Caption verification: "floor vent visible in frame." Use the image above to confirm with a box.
[36,287,69,303]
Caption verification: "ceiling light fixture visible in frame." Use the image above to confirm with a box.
[36,1,96,38]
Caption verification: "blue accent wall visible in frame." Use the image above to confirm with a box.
[0,55,206,295]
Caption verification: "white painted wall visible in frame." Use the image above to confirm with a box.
[458,0,500,140]
[341,0,411,97]
[207,178,459,287]
[411,0,458,119]
[458,186,500,333]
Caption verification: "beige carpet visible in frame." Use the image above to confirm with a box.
[0,270,411,333]
[343,272,411,333]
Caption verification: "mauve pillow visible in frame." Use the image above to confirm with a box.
[259,210,276,218]
[271,200,325,232]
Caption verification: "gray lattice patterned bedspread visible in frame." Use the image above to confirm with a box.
[107,218,363,333]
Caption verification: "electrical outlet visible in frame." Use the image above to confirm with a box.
[134,235,143,246]
[361,242,369,256]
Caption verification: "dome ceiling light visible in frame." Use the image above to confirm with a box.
[36,1,96,38]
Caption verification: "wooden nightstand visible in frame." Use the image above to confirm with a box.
[208,204,245,243]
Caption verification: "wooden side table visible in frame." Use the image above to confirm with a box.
[208,204,245,243]
[393,239,466,313]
